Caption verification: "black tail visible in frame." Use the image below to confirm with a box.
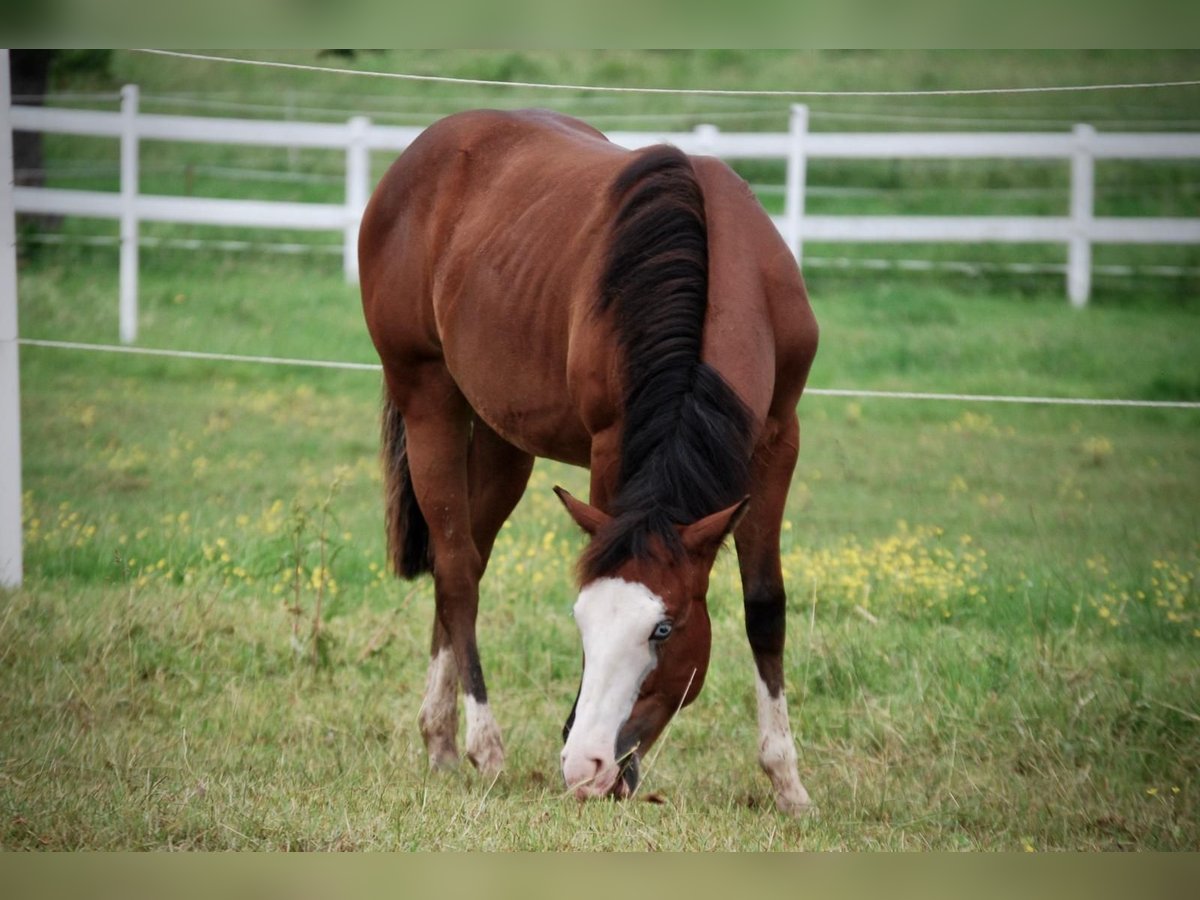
[381,390,432,579]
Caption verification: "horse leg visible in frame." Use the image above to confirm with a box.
[419,619,460,769]
[413,415,531,774]
[379,373,459,769]
[460,416,534,773]
[734,411,812,815]
[398,370,503,776]
[468,415,535,573]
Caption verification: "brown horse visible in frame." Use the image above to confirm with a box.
[359,109,818,814]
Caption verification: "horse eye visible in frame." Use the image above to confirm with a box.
[650,620,673,642]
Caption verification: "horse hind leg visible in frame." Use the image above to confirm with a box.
[397,372,534,778]
[410,402,498,773]
[467,416,535,576]
[734,412,813,815]
[460,416,534,774]
[418,619,460,768]
[381,387,458,767]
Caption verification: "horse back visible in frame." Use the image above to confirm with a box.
[359,111,816,461]
[361,110,597,351]
[359,110,628,462]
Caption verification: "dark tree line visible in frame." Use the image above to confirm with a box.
[9,50,112,231]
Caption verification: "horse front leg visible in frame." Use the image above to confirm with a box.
[734,412,812,815]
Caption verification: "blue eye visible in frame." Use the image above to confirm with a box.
[651,621,673,642]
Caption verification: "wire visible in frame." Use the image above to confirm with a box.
[135,50,1200,99]
[804,388,1199,409]
[24,233,343,255]
[23,234,1200,278]
[19,339,381,371]
[19,339,1200,409]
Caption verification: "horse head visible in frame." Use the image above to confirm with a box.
[554,487,747,800]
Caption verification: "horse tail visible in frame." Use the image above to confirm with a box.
[381,389,432,579]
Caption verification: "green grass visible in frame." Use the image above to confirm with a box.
[3,50,1198,850]
[3,241,1198,849]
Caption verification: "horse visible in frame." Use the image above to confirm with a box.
[359,109,819,814]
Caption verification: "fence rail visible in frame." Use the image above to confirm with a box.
[10,86,1200,342]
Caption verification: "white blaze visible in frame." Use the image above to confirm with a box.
[561,577,665,796]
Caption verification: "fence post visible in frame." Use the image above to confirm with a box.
[285,88,298,171]
[119,84,139,343]
[1068,123,1095,308]
[693,122,719,155]
[344,115,370,284]
[0,50,24,587]
[784,104,809,264]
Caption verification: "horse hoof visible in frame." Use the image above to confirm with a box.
[419,716,459,769]
[465,699,505,777]
[775,793,816,817]
[423,728,460,769]
[467,745,505,778]
[466,726,505,776]
[427,745,460,770]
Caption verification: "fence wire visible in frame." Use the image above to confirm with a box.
[136,50,1200,98]
[19,339,1200,410]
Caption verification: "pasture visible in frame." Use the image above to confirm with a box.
[2,50,1199,850]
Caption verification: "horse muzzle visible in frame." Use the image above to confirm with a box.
[561,745,640,801]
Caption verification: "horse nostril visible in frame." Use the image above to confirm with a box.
[562,752,607,792]
[575,756,603,780]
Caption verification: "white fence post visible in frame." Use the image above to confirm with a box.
[119,84,139,343]
[0,50,24,587]
[1068,123,1096,308]
[285,88,298,171]
[784,104,809,264]
[693,122,719,154]
[344,115,370,284]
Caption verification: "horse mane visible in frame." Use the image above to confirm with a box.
[580,146,754,581]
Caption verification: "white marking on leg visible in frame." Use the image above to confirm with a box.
[418,647,459,768]
[561,578,665,798]
[465,695,505,776]
[755,673,812,814]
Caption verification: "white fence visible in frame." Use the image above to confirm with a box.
[11,85,1200,342]
[1,58,21,586]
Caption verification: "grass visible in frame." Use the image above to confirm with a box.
[3,50,1198,850]
[4,243,1198,849]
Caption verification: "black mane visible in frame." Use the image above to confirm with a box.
[581,146,753,580]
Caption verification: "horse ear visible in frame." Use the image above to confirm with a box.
[679,497,750,559]
[553,486,612,536]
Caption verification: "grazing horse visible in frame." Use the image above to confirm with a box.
[359,109,818,814]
